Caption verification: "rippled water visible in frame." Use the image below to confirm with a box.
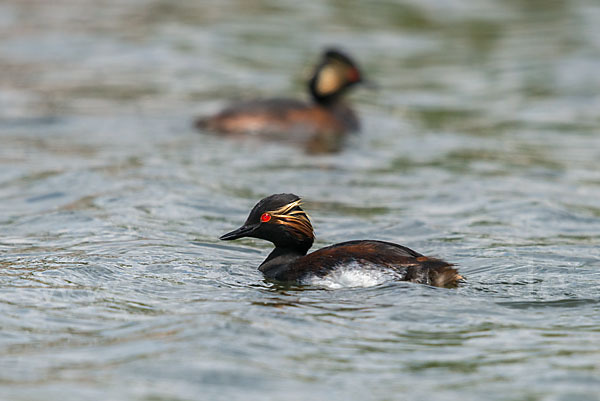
[1,1,600,400]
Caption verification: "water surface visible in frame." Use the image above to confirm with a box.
[1,1,599,400]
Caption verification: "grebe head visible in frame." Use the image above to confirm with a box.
[220,193,314,252]
[308,48,369,104]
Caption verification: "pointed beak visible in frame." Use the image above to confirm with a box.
[219,224,257,241]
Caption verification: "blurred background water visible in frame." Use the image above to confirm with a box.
[1,0,600,400]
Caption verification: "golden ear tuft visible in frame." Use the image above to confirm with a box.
[268,200,314,239]
[315,65,343,96]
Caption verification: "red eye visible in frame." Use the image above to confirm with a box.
[348,68,360,82]
[260,213,271,223]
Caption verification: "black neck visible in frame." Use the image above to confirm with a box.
[309,88,345,106]
[258,246,308,280]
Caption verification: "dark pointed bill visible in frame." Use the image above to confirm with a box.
[219,224,256,241]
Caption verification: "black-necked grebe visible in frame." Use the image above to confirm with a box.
[220,194,462,288]
[196,49,370,153]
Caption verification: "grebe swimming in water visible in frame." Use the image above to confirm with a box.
[220,194,462,288]
[196,49,371,153]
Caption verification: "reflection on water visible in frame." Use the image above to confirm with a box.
[1,0,600,400]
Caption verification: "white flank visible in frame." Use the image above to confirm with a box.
[302,261,395,289]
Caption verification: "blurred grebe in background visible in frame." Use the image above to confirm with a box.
[196,49,372,153]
